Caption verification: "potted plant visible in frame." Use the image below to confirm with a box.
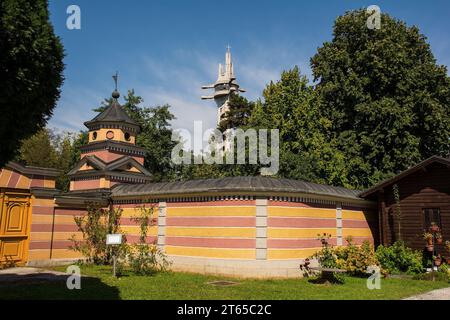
[433,255,442,267]
[435,232,443,245]
[423,232,433,251]
[430,222,440,232]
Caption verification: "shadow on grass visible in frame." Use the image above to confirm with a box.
[0,273,120,300]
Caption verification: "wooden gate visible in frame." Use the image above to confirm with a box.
[0,190,31,265]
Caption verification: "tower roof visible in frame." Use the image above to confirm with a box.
[84,90,140,133]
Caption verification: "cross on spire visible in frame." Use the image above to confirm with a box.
[112,71,119,91]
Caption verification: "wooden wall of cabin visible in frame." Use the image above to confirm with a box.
[379,162,450,253]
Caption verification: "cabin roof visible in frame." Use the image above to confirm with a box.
[359,155,450,198]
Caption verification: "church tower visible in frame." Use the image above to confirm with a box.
[201,46,246,126]
[68,75,151,192]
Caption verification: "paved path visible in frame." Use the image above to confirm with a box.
[404,287,450,300]
[0,267,70,285]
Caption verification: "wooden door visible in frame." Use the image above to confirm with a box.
[0,191,31,265]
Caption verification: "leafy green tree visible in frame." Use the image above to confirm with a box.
[0,0,64,167]
[246,67,350,187]
[218,95,255,131]
[17,129,58,168]
[311,9,450,189]
[94,90,177,181]
[17,129,84,191]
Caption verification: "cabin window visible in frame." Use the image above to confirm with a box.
[423,208,441,230]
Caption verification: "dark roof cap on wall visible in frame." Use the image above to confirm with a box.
[5,162,60,177]
[359,155,450,198]
[112,176,361,200]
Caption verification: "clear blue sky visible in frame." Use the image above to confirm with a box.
[48,0,450,133]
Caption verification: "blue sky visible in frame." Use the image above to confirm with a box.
[48,0,450,134]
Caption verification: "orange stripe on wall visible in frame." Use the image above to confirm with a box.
[167,217,255,227]
[166,237,255,248]
[268,238,337,249]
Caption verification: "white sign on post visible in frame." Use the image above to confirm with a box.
[106,234,122,245]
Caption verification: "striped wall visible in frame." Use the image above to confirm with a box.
[28,198,86,261]
[0,168,55,189]
[114,203,158,244]
[342,205,377,245]
[24,195,377,272]
[164,200,256,259]
[266,200,377,260]
[267,201,337,260]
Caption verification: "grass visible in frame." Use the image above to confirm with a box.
[0,264,448,300]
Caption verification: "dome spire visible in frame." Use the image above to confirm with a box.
[112,71,120,99]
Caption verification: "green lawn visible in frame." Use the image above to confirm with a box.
[0,265,448,300]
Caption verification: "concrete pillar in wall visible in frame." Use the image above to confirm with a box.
[336,202,343,246]
[158,201,166,251]
[255,197,268,260]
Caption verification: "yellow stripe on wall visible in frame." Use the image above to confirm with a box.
[165,246,255,259]
[33,198,55,207]
[28,249,51,261]
[268,248,321,260]
[29,249,83,261]
[342,228,373,238]
[0,169,12,187]
[121,225,158,236]
[30,232,83,241]
[31,214,77,224]
[342,210,374,221]
[44,179,55,189]
[167,206,255,217]
[268,207,336,218]
[16,175,31,189]
[120,207,159,218]
[268,228,336,238]
[166,227,255,238]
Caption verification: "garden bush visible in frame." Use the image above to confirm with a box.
[128,206,171,275]
[375,241,423,275]
[311,235,379,278]
[334,239,378,276]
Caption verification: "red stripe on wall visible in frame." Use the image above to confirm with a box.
[54,209,87,216]
[7,171,20,188]
[31,224,79,232]
[342,220,370,228]
[125,235,157,244]
[268,238,337,248]
[30,175,45,188]
[166,237,256,248]
[167,200,255,207]
[166,217,255,227]
[120,217,158,226]
[32,206,54,215]
[343,237,374,245]
[29,241,74,250]
[268,217,336,228]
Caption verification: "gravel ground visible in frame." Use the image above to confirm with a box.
[404,287,450,300]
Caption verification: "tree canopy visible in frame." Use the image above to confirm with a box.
[311,9,450,189]
[0,0,65,167]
